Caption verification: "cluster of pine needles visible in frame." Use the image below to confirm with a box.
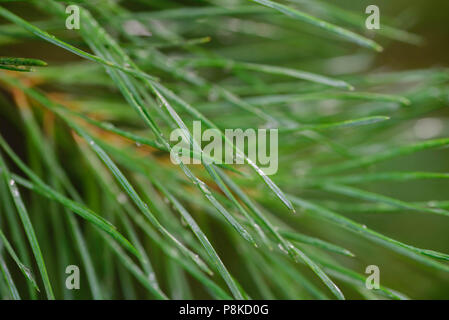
[0,0,448,299]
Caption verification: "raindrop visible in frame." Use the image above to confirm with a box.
[278,244,288,255]
[427,201,438,208]
[116,193,127,204]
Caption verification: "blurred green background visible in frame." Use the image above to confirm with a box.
[1,0,448,299]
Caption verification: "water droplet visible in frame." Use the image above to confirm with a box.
[427,201,438,208]
[253,223,263,234]
[116,193,127,204]
[278,244,288,255]
[197,180,212,195]
[9,179,15,186]
[104,123,115,129]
